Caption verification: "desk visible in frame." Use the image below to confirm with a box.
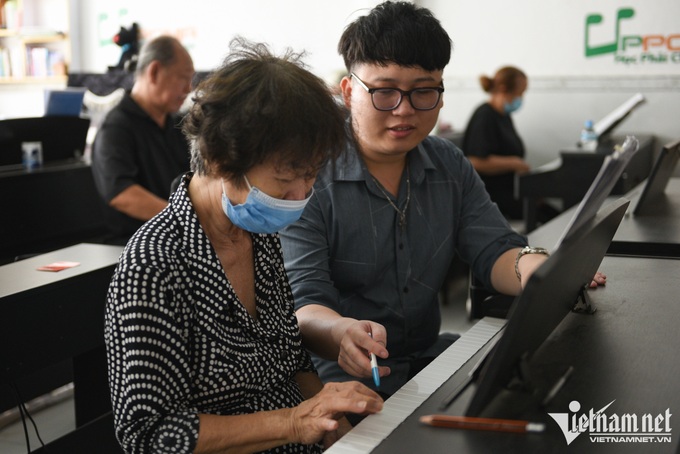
[518,134,654,232]
[0,243,122,428]
[331,256,680,453]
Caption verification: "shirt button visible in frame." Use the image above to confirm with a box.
[399,243,404,250]
[403,287,409,293]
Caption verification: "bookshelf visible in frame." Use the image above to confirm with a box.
[0,0,71,84]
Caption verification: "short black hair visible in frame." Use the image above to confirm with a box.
[183,37,346,183]
[338,1,452,72]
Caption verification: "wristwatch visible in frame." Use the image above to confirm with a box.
[515,246,550,281]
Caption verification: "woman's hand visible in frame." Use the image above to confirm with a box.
[289,382,383,445]
[321,416,354,449]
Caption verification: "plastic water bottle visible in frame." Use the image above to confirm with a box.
[580,120,598,151]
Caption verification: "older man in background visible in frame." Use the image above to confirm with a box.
[92,35,194,244]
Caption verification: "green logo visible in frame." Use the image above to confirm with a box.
[585,8,635,57]
[585,8,680,64]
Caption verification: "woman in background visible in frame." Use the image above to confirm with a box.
[463,66,532,220]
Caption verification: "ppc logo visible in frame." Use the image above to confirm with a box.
[584,8,680,59]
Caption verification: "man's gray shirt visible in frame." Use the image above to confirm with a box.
[280,135,527,395]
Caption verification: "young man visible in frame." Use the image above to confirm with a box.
[91,35,195,244]
[280,1,605,397]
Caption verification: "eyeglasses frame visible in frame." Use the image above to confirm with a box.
[350,72,445,112]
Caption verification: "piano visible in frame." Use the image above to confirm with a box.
[326,317,506,453]
[327,247,680,453]
[518,134,654,232]
[0,161,109,264]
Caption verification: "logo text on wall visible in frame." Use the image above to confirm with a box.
[585,8,680,64]
[549,400,672,446]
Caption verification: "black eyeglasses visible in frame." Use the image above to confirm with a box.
[351,73,444,111]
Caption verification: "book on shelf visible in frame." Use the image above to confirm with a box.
[26,45,65,77]
[1,0,21,30]
[0,44,23,78]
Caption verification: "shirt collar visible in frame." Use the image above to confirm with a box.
[332,137,437,186]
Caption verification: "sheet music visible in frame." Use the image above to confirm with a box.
[326,317,507,454]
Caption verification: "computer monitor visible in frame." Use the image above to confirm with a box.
[44,88,86,117]
[592,93,645,144]
[465,197,630,417]
[632,139,680,216]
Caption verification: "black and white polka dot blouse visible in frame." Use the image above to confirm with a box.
[104,173,320,453]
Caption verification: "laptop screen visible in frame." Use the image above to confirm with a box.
[44,88,86,117]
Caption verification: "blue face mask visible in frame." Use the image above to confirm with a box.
[504,97,523,114]
[221,177,312,234]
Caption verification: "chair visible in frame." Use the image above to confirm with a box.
[466,274,516,320]
[82,88,125,160]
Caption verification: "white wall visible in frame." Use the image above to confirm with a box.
[421,0,680,167]
[70,0,381,83]
[3,0,679,166]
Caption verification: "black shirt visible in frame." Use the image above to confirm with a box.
[91,92,190,243]
[463,103,525,218]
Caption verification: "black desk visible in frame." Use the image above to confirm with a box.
[0,243,122,430]
[331,256,680,453]
[0,161,109,264]
[518,134,654,232]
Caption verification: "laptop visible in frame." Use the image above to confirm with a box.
[44,88,86,117]
[632,139,680,216]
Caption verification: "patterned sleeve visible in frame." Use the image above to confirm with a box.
[104,256,199,454]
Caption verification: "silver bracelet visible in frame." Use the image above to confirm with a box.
[515,246,550,282]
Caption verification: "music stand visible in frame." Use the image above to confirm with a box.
[459,136,639,417]
[465,198,630,417]
[632,139,680,216]
[554,136,638,249]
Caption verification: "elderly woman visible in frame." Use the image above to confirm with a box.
[104,38,383,454]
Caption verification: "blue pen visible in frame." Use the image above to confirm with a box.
[368,332,380,388]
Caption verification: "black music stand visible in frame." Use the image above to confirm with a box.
[632,138,680,216]
[465,198,629,417]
